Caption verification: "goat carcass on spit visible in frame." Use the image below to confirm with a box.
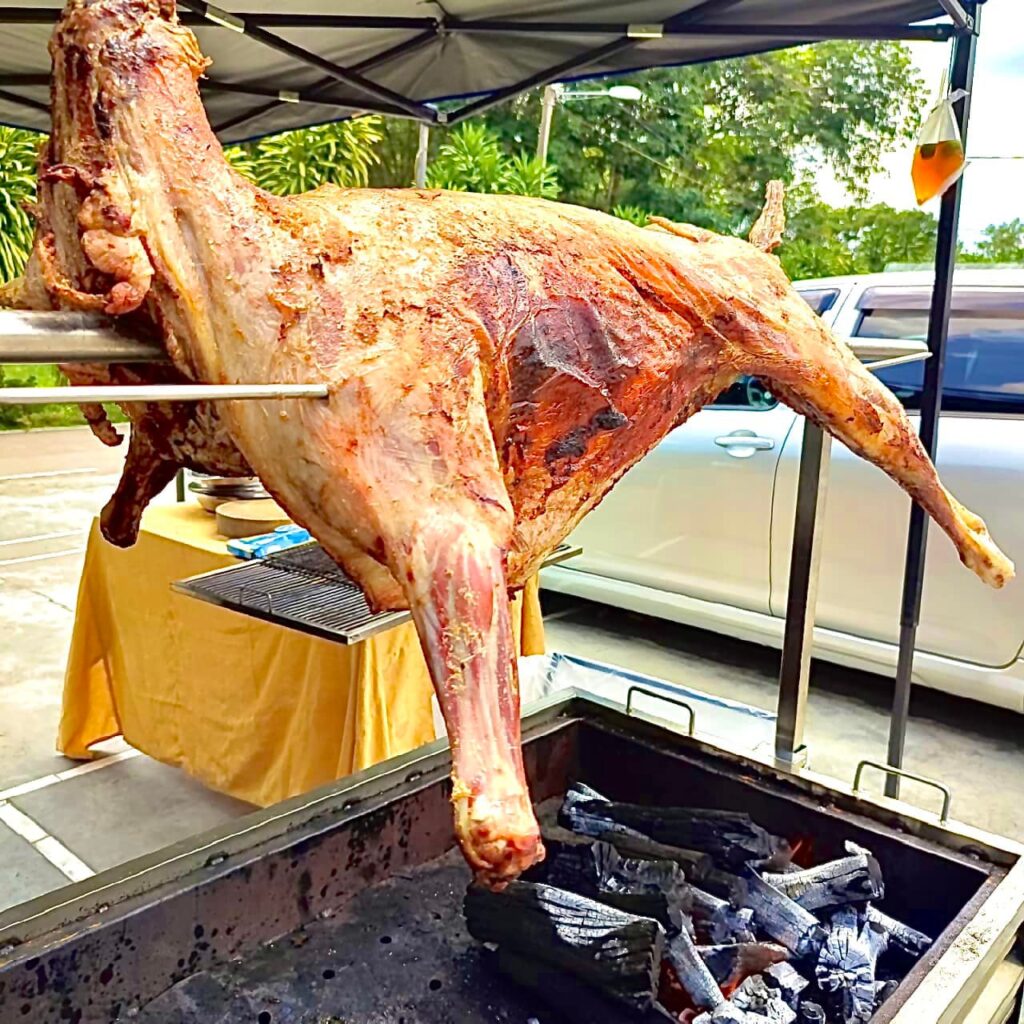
[10,0,1013,889]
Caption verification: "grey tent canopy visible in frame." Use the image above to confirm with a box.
[1,1,962,143]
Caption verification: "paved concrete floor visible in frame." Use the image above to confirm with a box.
[1,425,1022,922]
[0,427,253,915]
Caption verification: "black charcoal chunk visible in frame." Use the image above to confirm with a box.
[464,880,664,1011]
[761,843,883,912]
[494,947,678,1023]
[865,905,932,956]
[816,908,888,1023]
[532,838,691,934]
[731,975,797,1023]
[665,927,727,1011]
[744,869,826,958]
[799,1003,827,1024]
[692,885,757,944]
[764,961,809,1008]
[560,783,790,870]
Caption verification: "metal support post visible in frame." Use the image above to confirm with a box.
[885,10,979,800]
[536,84,559,164]
[774,422,832,766]
[414,122,429,187]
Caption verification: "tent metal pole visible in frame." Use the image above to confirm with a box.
[210,29,440,139]
[885,8,979,800]
[447,37,637,124]
[0,9,958,40]
[175,0,438,123]
[0,86,48,116]
[414,124,430,187]
[536,85,559,164]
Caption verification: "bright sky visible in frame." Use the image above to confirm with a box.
[815,0,1024,245]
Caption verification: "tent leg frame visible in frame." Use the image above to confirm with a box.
[885,7,980,800]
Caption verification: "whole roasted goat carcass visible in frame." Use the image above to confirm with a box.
[9,0,1013,889]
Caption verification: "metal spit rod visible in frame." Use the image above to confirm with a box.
[0,383,329,404]
[0,309,167,364]
[0,309,328,402]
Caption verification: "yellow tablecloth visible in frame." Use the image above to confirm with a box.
[59,503,545,807]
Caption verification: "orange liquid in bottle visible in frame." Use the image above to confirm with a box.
[912,139,965,204]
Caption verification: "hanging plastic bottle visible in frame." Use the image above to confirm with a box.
[911,71,968,205]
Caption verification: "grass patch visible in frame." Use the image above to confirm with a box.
[0,363,127,431]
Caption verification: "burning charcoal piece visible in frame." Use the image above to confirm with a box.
[744,870,826,958]
[604,829,713,882]
[464,880,665,1011]
[731,975,798,1023]
[495,947,679,1023]
[698,943,789,991]
[816,908,889,1023]
[760,843,884,912]
[764,961,809,1008]
[692,886,757,944]
[799,1003,827,1024]
[534,839,692,933]
[693,1005,751,1023]
[701,868,750,907]
[865,905,932,956]
[560,783,790,870]
[665,926,729,1012]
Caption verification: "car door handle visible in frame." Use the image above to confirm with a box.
[714,432,776,452]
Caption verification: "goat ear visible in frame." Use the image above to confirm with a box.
[748,180,786,253]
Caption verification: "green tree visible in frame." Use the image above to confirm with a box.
[0,127,41,284]
[778,193,938,280]
[225,116,384,194]
[477,40,925,231]
[961,219,1024,264]
[425,123,558,198]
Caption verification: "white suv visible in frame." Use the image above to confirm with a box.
[542,269,1024,711]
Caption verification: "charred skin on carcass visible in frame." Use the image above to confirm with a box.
[27,0,1014,888]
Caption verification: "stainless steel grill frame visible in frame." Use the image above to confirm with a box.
[173,541,582,644]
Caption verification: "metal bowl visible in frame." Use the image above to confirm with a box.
[196,492,231,512]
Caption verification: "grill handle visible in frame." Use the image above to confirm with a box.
[625,685,696,738]
[852,759,952,824]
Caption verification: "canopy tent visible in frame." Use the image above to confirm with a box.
[1,0,965,142]
[0,0,984,798]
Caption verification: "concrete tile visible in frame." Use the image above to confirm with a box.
[0,586,79,789]
[0,425,127,479]
[0,820,68,913]
[12,755,253,873]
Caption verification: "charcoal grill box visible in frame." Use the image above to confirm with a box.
[0,691,1022,1023]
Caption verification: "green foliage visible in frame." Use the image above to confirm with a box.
[960,219,1024,265]
[425,123,558,198]
[0,127,41,284]
[479,41,927,228]
[499,152,559,199]
[0,363,126,431]
[612,204,653,227]
[225,116,384,194]
[779,190,938,280]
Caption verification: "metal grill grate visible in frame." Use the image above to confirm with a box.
[174,541,579,644]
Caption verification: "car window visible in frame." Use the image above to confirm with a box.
[856,305,1024,414]
[796,287,841,317]
[712,288,833,409]
[712,377,778,409]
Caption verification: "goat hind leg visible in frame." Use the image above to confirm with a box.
[733,305,1013,588]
